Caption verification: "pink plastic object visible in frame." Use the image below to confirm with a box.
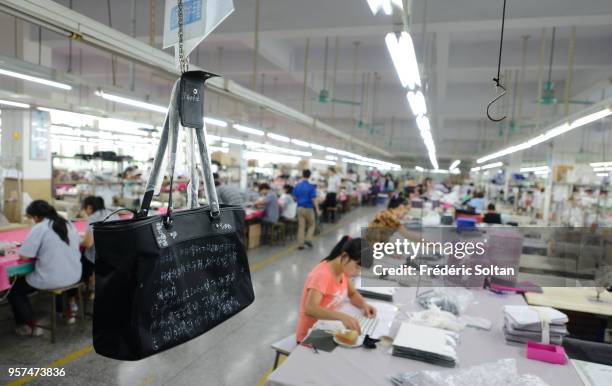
[526,341,567,365]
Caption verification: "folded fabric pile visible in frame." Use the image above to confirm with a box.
[407,305,466,333]
[392,323,458,367]
[503,305,568,345]
[390,358,550,386]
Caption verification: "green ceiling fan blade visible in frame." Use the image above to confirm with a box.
[318,89,361,106]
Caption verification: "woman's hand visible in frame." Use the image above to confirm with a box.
[362,303,377,318]
[339,314,361,335]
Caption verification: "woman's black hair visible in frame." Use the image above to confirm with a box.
[323,236,368,267]
[26,200,70,245]
[283,184,293,194]
[82,196,105,212]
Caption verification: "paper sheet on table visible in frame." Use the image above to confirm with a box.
[341,301,398,339]
[572,359,612,386]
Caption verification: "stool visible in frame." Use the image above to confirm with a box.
[281,218,298,240]
[270,334,298,369]
[40,282,86,343]
[265,222,286,246]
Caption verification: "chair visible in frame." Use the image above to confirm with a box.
[270,334,298,369]
[40,282,86,343]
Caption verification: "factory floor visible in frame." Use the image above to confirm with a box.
[0,205,581,386]
[0,206,380,386]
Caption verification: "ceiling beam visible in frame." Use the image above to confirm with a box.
[0,0,394,158]
[190,14,612,42]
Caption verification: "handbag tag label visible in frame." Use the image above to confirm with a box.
[179,74,204,129]
[153,221,178,248]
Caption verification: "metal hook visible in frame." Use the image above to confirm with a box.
[487,79,507,122]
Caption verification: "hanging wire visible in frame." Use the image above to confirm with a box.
[177,0,189,73]
[487,0,508,122]
[107,0,117,85]
[350,42,360,126]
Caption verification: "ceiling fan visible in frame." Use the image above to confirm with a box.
[534,27,593,106]
[315,37,361,106]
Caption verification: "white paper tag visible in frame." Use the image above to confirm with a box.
[163,0,235,69]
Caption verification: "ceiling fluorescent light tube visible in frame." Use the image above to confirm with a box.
[381,0,392,15]
[221,137,244,145]
[234,124,264,136]
[311,159,336,166]
[593,166,612,172]
[309,143,326,151]
[415,166,424,171]
[95,91,167,113]
[291,139,310,147]
[385,32,421,89]
[391,0,404,10]
[449,160,461,170]
[366,0,382,14]
[482,162,504,170]
[267,133,291,142]
[478,109,612,164]
[0,99,30,108]
[407,91,427,116]
[520,165,549,173]
[0,68,71,90]
[590,161,612,167]
[570,108,612,129]
[204,117,228,127]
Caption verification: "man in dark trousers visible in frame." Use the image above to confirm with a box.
[293,169,319,250]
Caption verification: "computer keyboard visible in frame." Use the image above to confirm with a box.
[357,314,379,336]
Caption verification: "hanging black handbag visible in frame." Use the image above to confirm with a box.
[92,71,255,361]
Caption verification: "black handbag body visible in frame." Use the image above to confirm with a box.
[92,71,254,360]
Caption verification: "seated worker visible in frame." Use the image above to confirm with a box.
[467,191,485,214]
[295,236,377,343]
[80,196,118,300]
[256,183,280,224]
[7,200,82,336]
[483,203,502,224]
[213,173,245,207]
[279,184,297,221]
[387,191,407,209]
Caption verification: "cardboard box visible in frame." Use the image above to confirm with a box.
[211,151,236,166]
[248,223,261,249]
[2,178,21,223]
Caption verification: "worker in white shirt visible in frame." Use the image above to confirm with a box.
[323,167,342,215]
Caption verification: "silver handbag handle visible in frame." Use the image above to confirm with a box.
[138,72,221,220]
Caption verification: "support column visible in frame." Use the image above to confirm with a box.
[543,142,557,225]
[1,109,52,222]
[505,152,522,206]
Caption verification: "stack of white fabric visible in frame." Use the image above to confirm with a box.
[392,323,459,367]
[503,305,568,345]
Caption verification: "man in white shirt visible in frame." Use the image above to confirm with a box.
[323,167,342,221]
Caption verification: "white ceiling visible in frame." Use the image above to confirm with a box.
[5,0,612,168]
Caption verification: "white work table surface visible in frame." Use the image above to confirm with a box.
[267,287,582,386]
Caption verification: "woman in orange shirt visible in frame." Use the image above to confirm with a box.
[295,236,377,342]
